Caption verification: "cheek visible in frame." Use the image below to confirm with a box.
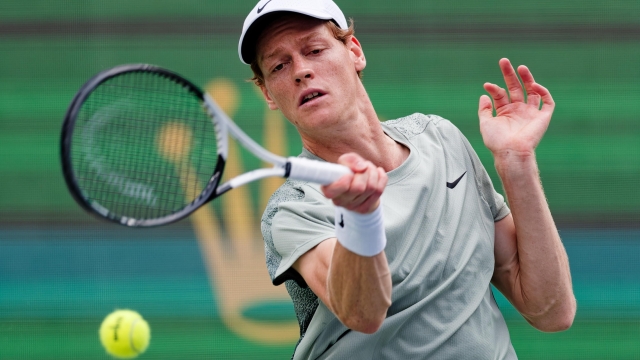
[327,62,357,96]
[327,51,358,81]
[264,83,298,116]
[264,81,286,104]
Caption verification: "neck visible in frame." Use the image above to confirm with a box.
[299,106,409,172]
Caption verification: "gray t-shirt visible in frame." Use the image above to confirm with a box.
[261,114,516,359]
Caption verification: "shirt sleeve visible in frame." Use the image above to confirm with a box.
[261,180,335,287]
[458,131,511,221]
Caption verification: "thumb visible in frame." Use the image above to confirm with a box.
[337,152,368,172]
[478,94,493,122]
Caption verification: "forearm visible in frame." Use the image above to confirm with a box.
[495,152,575,330]
[316,153,393,333]
[327,242,392,334]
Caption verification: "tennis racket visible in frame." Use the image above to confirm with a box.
[60,64,350,227]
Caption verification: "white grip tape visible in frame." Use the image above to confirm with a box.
[335,205,386,257]
[287,157,351,185]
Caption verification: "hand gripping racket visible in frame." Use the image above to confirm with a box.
[60,64,350,227]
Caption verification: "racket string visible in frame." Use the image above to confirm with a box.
[71,70,218,221]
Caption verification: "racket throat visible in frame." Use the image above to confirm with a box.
[215,166,288,197]
[215,182,233,197]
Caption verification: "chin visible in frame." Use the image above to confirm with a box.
[295,108,343,131]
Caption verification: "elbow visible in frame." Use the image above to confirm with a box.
[340,311,387,334]
[556,313,575,332]
[333,298,391,334]
[529,296,577,332]
[553,297,577,332]
[534,312,575,333]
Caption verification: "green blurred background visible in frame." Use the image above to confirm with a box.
[1,0,639,359]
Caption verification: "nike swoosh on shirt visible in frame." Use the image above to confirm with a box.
[446,171,467,189]
[257,0,273,13]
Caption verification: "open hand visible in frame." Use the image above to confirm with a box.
[479,58,555,158]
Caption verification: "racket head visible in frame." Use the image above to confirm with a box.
[61,64,225,227]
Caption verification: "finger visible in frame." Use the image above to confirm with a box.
[478,94,494,122]
[353,167,386,213]
[517,65,539,105]
[346,162,379,207]
[531,82,555,113]
[499,58,525,103]
[321,173,353,199]
[337,152,368,173]
[337,161,384,210]
[329,163,372,208]
[377,167,388,190]
[322,152,367,198]
[352,167,380,214]
[517,65,536,93]
[483,83,509,109]
[364,163,380,196]
[349,163,373,197]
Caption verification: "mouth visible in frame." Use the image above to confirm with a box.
[299,90,326,106]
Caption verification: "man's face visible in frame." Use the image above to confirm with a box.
[256,15,366,134]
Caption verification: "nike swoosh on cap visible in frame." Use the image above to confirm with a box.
[446,171,467,189]
[257,0,273,13]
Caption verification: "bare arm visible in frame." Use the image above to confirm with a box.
[492,160,574,331]
[480,58,576,331]
[293,238,391,333]
[292,153,392,334]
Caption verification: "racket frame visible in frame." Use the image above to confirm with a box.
[61,64,226,227]
[61,64,350,227]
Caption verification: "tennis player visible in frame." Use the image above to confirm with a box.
[239,1,576,358]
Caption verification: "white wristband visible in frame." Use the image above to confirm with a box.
[334,205,386,257]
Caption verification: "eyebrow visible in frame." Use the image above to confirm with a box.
[260,31,327,63]
[261,46,284,63]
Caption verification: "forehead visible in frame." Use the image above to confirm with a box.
[256,14,331,61]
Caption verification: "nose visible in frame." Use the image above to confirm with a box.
[295,73,312,83]
[292,56,314,83]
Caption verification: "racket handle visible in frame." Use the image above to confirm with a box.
[287,157,352,185]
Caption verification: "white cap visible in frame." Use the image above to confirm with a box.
[238,0,348,64]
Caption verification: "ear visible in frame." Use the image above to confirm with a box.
[259,85,279,110]
[347,36,366,72]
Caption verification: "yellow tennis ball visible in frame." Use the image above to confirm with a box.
[99,309,151,359]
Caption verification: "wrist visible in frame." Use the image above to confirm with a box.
[335,205,386,257]
[493,150,538,177]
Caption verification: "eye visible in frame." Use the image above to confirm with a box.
[309,49,322,55]
[273,63,284,72]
